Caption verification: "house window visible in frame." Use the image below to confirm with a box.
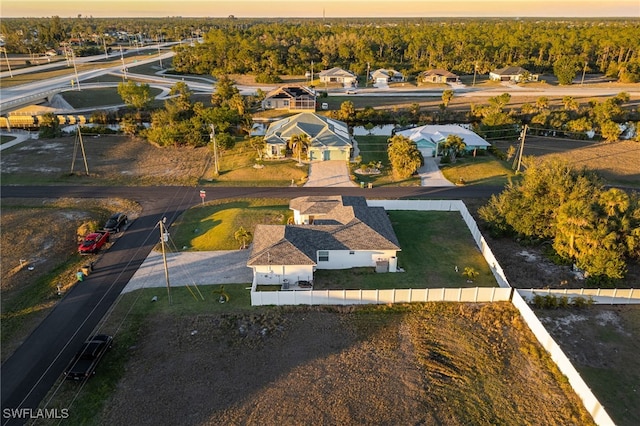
[271,146,279,155]
[318,251,329,262]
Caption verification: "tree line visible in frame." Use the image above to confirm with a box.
[170,19,640,82]
[3,17,639,82]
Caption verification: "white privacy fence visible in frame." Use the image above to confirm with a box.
[518,288,640,305]
[512,291,616,426]
[251,287,512,306]
[249,199,632,426]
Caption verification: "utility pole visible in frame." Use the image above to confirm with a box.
[580,61,587,85]
[366,62,370,88]
[120,45,127,81]
[159,218,172,305]
[70,48,81,91]
[70,125,89,175]
[157,35,163,69]
[472,62,477,87]
[516,124,527,173]
[1,47,12,78]
[310,60,313,84]
[210,124,219,175]
[103,37,108,59]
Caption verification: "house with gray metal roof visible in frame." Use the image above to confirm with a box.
[396,124,491,158]
[263,112,354,161]
[247,196,401,288]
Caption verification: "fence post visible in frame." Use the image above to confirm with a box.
[611,288,617,305]
[458,288,462,302]
[408,288,413,303]
[474,287,479,302]
[441,288,446,302]
[491,287,496,302]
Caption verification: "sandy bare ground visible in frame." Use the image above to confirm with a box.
[100,304,594,426]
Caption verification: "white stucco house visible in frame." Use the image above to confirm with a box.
[489,66,539,82]
[247,196,401,288]
[396,125,492,158]
[318,67,358,87]
[262,112,354,161]
[370,68,405,85]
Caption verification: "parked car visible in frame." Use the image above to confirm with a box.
[64,334,113,381]
[104,213,128,233]
[78,230,110,254]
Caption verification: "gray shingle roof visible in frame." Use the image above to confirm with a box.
[264,113,353,149]
[248,196,400,266]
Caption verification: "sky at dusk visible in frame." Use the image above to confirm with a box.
[1,0,639,18]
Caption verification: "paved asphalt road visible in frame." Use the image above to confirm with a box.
[0,184,501,425]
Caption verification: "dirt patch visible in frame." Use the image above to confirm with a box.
[100,304,593,425]
[492,138,640,186]
[0,135,211,186]
[0,198,141,361]
[537,305,640,425]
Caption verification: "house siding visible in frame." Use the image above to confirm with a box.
[252,264,314,285]
[318,249,398,270]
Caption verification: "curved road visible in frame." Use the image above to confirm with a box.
[0,184,500,425]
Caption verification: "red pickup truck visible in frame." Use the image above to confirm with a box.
[78,230,110,254]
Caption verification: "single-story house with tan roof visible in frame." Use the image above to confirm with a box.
[318,67,358,87]
[370,68,405,84]
[247,195,401,287]
[263,112,354,161]
[419,69,459,84]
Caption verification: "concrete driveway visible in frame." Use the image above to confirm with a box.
[122,250,253,293]
[304,160,358,187]
[418,157,455,187]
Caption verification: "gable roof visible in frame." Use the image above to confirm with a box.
[491,66,531,76]
[370,68,403,80]
[396,125,491,149]
[318,67,357,78]
[263,112,353,149]
[422,69,458,78]
[248,196,400,266]
[264,85,316,100]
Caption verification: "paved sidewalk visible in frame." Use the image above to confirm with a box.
[0,131,33,151]
[122,250,253,293]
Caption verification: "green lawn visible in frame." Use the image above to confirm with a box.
[353,135,420,187]
[169,198,291,251]
[440,154,516,186]
[61,87,163,109]
[203,139,309,186]
[314,211,497,289]
[170,203,497,289]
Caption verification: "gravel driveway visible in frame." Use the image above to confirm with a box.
[122,250,253,293]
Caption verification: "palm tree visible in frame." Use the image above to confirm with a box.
[288,134,310,165]
[234,226,252,249]
[462,267,479,282]
[442,134,466,162]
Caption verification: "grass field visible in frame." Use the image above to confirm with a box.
[38,297,594,426]
[169,201,497,289]
[440,154,516,186]
[61,87,163,109]
[169,198,290,250]
[203,139,309,186]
